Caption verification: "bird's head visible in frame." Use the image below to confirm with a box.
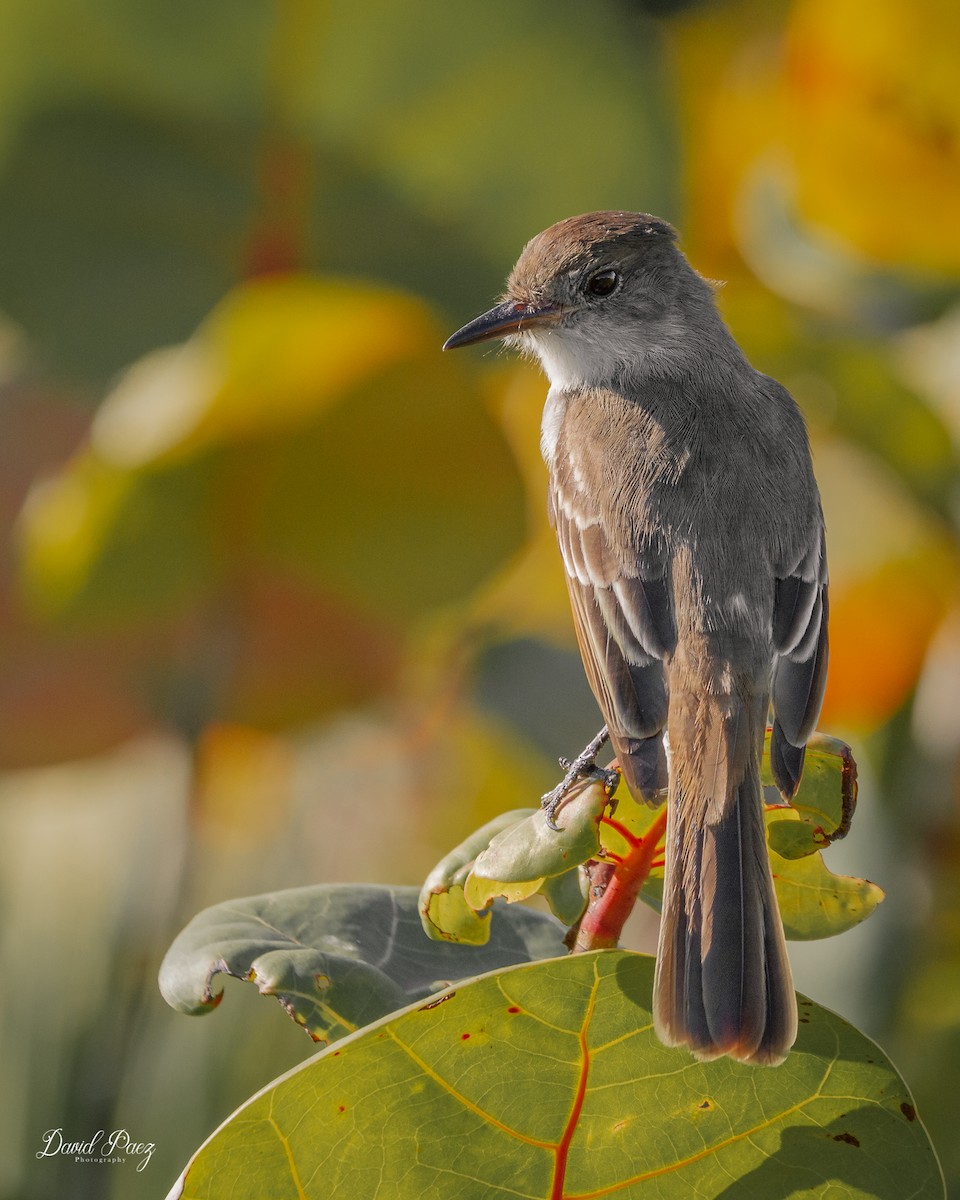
[443,212,698,389]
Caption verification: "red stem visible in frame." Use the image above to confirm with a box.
[571,807,668,952]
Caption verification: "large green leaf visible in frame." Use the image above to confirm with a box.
[159,884,566,1044]
[167,950,944,1200]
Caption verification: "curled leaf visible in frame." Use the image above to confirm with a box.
[472,780,607,883]
[762,728,859,855]
[418,810,535,945]
[160,884,566,1043]
[539,867,590,927]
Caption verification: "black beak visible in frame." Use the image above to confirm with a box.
[442,299,561,350]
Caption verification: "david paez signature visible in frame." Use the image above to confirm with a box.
[36,1128,155,1172]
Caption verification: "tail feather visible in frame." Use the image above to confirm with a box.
[653,689,797,1065]
[770,717,806,798]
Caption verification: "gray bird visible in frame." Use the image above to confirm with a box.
[444,211,828,1065]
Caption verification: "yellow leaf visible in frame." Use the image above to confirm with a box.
[783,0,960,273]
[420,887,492,947]
[672,0,960,277]
[92,276,438,467]
[770,810,885,940]
[18,452,132,612]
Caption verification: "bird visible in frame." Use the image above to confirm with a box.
[443,211,828,1065]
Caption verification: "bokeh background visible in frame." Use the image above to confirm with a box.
[1,0,958,1196]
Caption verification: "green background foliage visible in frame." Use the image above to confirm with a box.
[1,0,958,1196]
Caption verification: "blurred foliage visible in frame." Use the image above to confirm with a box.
[12,275,525,750]
[0,0,958,1197]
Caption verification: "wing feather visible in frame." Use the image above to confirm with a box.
[770,536,829,797]
[552,479,673,801]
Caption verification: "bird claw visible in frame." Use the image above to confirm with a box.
[539,727,618,831]
[540,791,566,833]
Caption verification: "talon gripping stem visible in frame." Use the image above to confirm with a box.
[539,726,617,830]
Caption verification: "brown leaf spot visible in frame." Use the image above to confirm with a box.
[507,1006,521,1014]
[900,1102,917,1122]
[833,1132,860,1148]
[419,992,456,1011]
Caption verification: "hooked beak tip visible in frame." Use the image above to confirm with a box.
[443,300,561,351]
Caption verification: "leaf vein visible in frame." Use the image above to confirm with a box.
[384,1027,557,1151]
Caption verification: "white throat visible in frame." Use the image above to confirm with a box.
[524,328,609,391]
[521,313,690,395]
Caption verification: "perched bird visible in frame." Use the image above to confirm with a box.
[443,212,828,1065]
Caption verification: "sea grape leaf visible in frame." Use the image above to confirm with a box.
[762,730,858,857]
[538,866,590,926]
[421,783,607,941]
[465,780,606,913]
[767,812,885,940]
[166,950,944,1200]
[159,883,565,1044]
[419,810,537,945]
[626,807,883,941]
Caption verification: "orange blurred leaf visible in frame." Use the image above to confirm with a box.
[784,0,960,274]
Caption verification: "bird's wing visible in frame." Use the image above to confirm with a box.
[769,531,829,796]
[550,480,674,801]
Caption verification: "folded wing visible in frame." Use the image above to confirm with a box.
[550,482,675,801]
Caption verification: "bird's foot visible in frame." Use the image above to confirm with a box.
[540,727,619,831]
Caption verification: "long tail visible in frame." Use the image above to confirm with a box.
[652,680,797,1065]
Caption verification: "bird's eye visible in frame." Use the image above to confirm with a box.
[586,269,619,297]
